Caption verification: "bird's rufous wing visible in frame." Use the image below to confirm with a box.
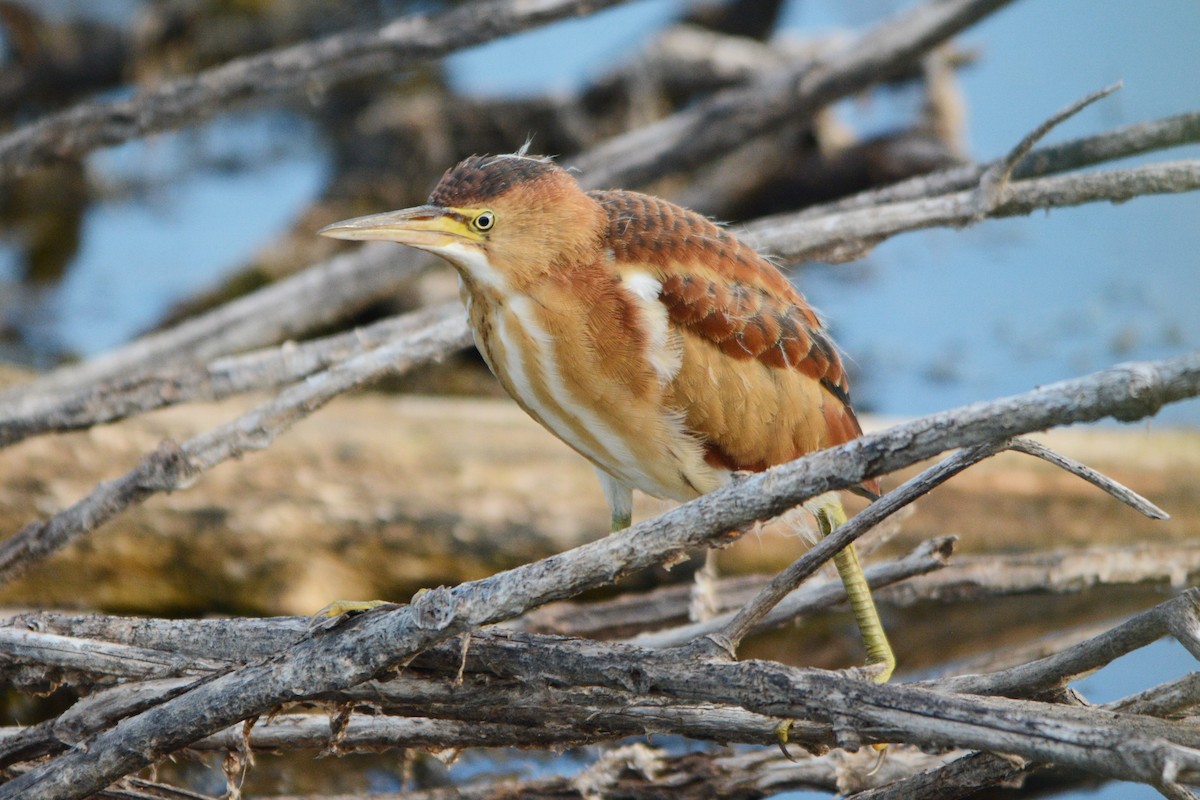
[590,189,878,495]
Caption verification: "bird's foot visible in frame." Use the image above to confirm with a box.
[865,652,896,685]
[775,720,799,762]
[314,599,392,618]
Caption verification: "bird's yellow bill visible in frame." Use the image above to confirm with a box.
[318,205,479,248]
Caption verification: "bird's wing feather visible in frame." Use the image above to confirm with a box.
[590,189,877,494]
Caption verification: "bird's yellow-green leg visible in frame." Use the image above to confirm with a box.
[598,469,633,532]
[816,498,895,684]
[597,470,717,620]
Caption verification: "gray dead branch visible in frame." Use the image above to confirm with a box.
[0,1,1197,798]
[1,353,1199,799]
[2,96,1195,449]
[3,589,1200,798]
[0,0,637,178]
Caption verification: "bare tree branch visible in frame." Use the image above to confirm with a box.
[1007,438,1168,519]
[0,311,472,586]
[794,111,1200,220]
[0,354,1197,799]
[0,0,635,178]
[973,82,1121,214]
[0,302,465,448]
[570,0,1016,189]
[0,245,434,409]
[745,158,1200,264]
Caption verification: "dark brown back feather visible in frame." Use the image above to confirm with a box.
[592,189,879,495]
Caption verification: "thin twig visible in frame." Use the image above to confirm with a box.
[706,440,1011,656]
[973,83,1122,215]
[0,302,465,449]
[1008,437,1169,519]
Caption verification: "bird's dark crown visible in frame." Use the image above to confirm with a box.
[430,154,561,207]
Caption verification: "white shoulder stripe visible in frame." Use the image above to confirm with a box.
[624,271,662,302]
[621,271,682,386]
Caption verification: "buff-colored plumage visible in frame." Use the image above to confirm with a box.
[320,153,893,680]
[419,155,872,505]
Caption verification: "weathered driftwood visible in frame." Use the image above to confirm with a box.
[0,392,1196,614]
[0,0,638,178]
[3,589,1200,798]
[1,354,1198,800]
[0,2,1195,797]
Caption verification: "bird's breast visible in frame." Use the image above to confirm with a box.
[460,276,720,503]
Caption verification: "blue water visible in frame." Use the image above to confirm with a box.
[15,112,330,358]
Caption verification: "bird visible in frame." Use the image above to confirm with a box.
[319,152,893,682]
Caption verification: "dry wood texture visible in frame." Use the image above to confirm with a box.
[0,0,1197,798]
[0,394,1195,615]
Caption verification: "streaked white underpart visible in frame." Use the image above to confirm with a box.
[506,295,664,495]
[594,467,633,525]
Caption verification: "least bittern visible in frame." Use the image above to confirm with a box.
[321,153,893,681]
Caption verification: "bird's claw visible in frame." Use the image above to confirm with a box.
[867,743,888,772]
[775,720,798,762]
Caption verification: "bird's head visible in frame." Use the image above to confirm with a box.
[319,154,605,291]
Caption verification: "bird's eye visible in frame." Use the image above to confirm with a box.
[473,210,496,231]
